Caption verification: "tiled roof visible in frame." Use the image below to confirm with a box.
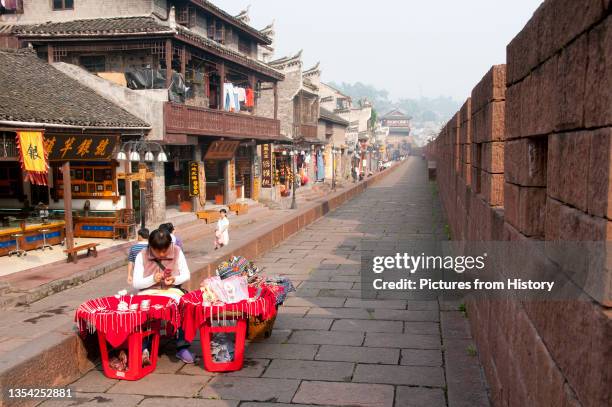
[12,16,173,36]
[0,48,150,128]
[190,0,271,45]
[175,26,283,80]
[319,107,349,126]
[11,16,283,81]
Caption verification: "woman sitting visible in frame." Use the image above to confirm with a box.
[132,228,195,363]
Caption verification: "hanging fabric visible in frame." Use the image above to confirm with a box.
[17,131,48,186]
[237,87,246,103]
[317,150,325,182]
[245,88,254,107]
[224,83,235,111]
[233,88,240,113]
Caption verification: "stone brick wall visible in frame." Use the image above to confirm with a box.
[426,1,612,406]
[259,64,301,137]
[0,0,154,24]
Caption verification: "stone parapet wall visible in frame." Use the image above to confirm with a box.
[426,1,612,406]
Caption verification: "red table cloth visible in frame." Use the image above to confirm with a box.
[180,285,277,343]
[75,295,180,347]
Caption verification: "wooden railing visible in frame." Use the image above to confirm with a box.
[164,102,281,139]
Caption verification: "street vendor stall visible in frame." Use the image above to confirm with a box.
[75,293,180,380]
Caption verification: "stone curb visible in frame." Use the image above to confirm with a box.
[0,161,405,407]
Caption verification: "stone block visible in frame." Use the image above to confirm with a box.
[479,172,504,206]
[587,127,612,218]
[585,17,612,127]
[472,101,506,143]
[506,5,541,84]
[505,137,547,186]
[503,182,546,237]
[547,132,590,211]
[505,82,522,140]
[471,64,506,113]
[555,35,588,131]
[481,141,505,174]
[551,0,606,63]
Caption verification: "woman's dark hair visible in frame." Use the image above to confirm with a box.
[219,209,227,214]
[159,222,175,233]
[137,228,150,239]
[149,228,172,251]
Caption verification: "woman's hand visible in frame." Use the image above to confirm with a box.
[154,272,163,283]
[164,276,175,286]
[127,275,133,285]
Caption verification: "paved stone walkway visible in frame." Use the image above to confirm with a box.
[38,157,490,407]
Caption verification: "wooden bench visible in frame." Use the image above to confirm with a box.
[228,203,249,216]
[196,210,221,224]
[64,243,100,264]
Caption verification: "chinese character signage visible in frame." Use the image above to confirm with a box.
[189,161,199,197]
[44,134,119,161]
[261,143,272,188]
[17,131,48,186]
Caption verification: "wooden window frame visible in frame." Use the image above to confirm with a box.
[52,0,74,11]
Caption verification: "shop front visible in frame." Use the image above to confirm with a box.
[163,145,195,212]
[0,129,126,255]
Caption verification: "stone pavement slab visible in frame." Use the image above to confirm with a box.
[200,377,300,403]
[288,330,364,346]
[263,359,355,381]
[353,364,446,387]
[364,332,442,349]
[316,345,400,364]
[331,318,404,333]
[244,343,318,360]
[292,381,395,407]
[107,373,207,397]
[139,398,238,407]
[38,393,144,407]
[400,348,444,367]
[396,386,447,407]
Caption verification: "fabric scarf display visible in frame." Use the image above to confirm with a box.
[264,276,296,306]
[317,150,325,181]
[216,255,251,280]
[180,285,277,343]
[201,275,250,304]
[17,131,48,186]
[75,295,180,347]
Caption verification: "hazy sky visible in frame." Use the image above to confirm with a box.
[213,0,543,102]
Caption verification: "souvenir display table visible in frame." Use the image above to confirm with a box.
[75,294,180,380]
[180,285,278,372]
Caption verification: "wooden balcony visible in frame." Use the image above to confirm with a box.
[293,123,318,140]
[164,102,281,140]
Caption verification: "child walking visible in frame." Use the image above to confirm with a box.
[214,209,229,250]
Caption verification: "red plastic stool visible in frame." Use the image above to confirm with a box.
[98,329,160,380]
[200,319,246,372]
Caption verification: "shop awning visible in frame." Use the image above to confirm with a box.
[204,140,240,160]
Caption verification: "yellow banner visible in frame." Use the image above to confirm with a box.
[17,131,48,185]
